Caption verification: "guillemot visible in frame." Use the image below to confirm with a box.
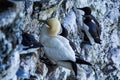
[77,7,101,44]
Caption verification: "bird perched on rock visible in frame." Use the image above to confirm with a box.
[59,24,68,38]
[21,31,43,50]
[78,7,91,15]
[0,0,15,13]
[39,18,92,76]
[77,7,101,44]
[60,24,82,58]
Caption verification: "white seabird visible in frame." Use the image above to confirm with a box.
[39,18,92,76]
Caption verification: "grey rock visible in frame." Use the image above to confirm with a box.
[0,0,120,80]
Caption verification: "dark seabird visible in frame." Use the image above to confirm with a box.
[22,31,43,50]
[83,15,101,44]
[59,24,68,38]
[60,24,82,58]
[0,0,15,13]
[77,7,101,44]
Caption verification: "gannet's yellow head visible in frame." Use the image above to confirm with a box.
[47,18,61,37]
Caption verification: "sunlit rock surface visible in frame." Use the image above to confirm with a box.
[0,0,120,80]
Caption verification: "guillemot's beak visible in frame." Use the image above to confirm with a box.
[77,8,83,10]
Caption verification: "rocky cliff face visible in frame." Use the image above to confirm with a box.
[0,0,120,80]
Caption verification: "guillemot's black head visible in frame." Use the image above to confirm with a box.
[77,7,91,15]
[83,15,92,23]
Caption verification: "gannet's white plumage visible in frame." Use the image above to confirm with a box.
[40,18,75,69]
[40,18,91,76]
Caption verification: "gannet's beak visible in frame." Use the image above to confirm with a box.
[38,19,50,28]
[38,20,47,24]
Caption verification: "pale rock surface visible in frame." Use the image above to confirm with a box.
[0,0,120,80]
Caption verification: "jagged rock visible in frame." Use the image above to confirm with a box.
[0,28,20,80]
[0,0,120,80]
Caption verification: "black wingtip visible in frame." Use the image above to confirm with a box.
[71,61,77,76]
[76,58,92,66]
[59,60,78,76]
[95,38,101,44]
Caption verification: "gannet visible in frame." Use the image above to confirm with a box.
[39,18,92,76]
